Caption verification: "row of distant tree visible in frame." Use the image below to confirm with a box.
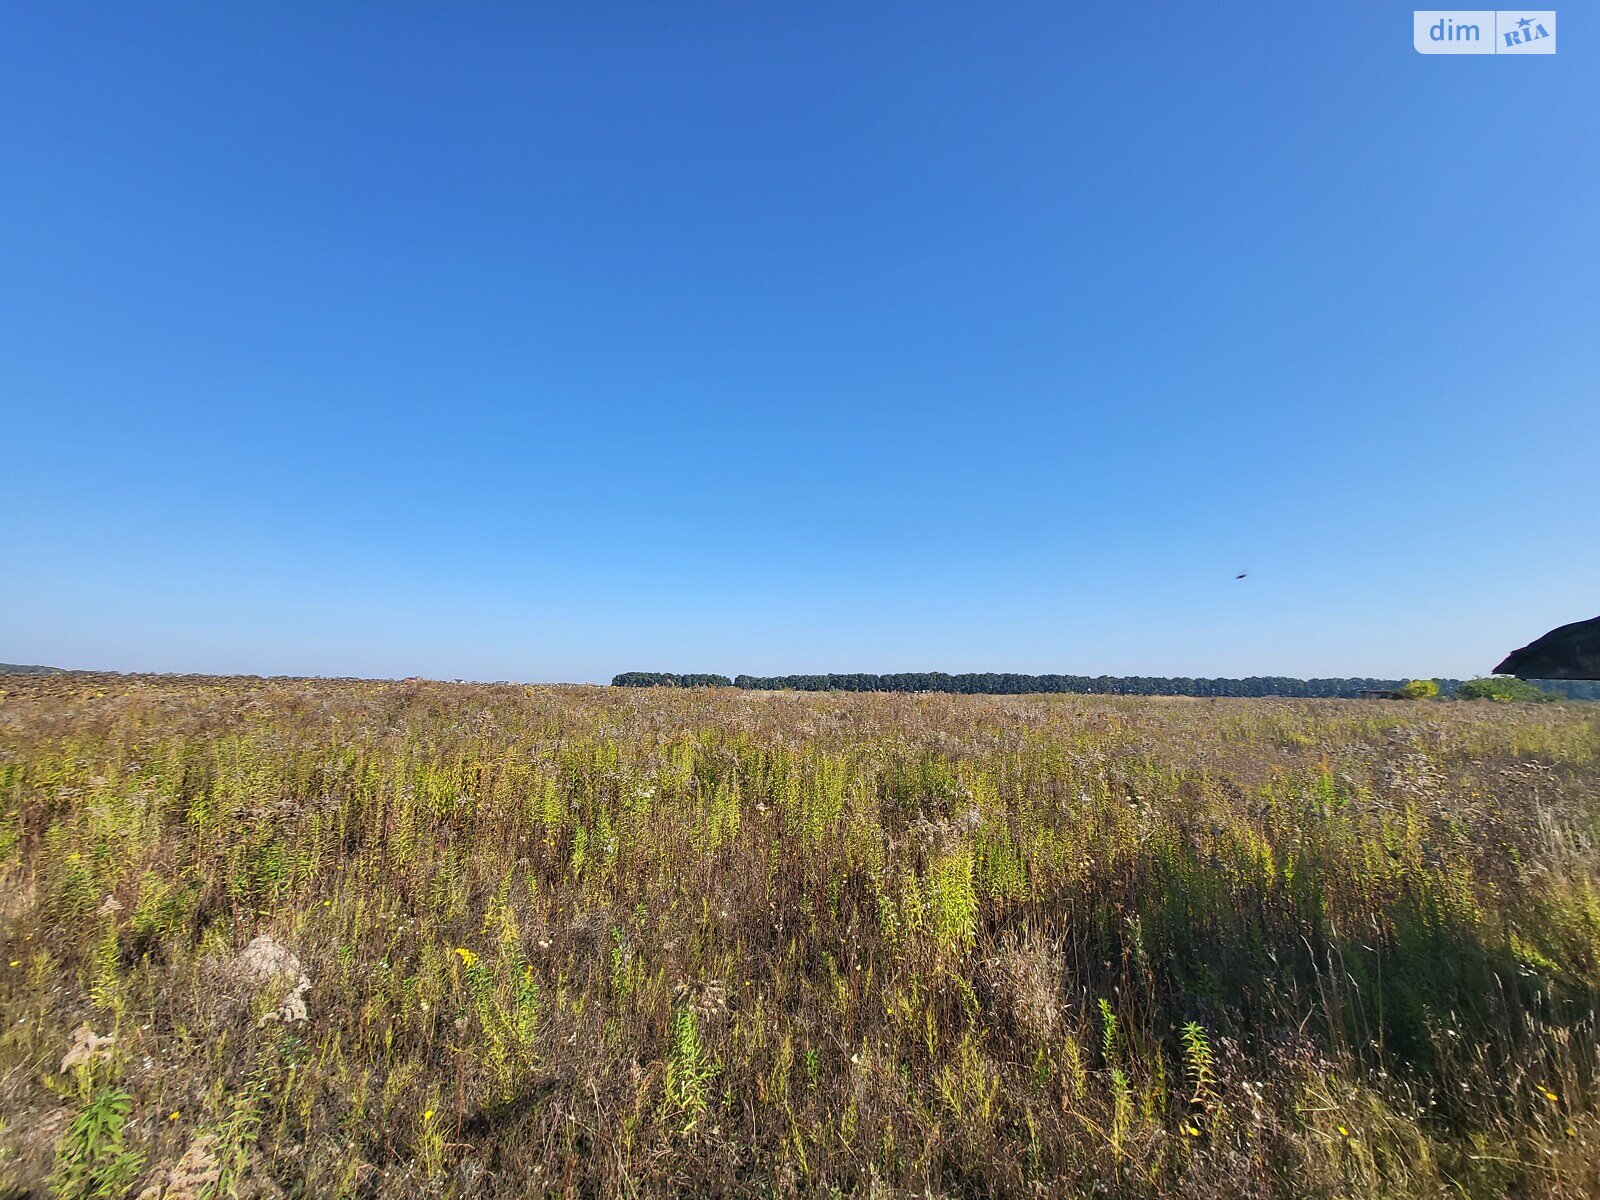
[614,672,1600,700]
[611,672,737,689]
[612,671,1598,700]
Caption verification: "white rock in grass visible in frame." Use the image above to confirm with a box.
[232,934,312,1026]
[232,934,302,987]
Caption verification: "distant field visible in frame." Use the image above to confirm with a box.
[2,676,1599,1197]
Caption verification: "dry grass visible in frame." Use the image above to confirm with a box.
[2,674,1599,1197]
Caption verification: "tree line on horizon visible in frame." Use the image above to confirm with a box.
[611,670,1600,700]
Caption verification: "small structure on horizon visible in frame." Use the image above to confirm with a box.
[1494,615,1600,680]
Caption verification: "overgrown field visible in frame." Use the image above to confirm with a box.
[3,677,1600,1198]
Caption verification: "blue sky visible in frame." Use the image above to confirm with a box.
[3,4,1596,682]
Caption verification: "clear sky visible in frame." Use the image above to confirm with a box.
[3,4,1596,683]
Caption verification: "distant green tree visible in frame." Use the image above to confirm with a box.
[1457,676,1558,703]
[1535,679,1600,700]
[610,672,731,688]
[1399,679,1441,699]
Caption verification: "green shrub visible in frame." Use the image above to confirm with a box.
[48,1088,144,1200]
[1458,676,1559,703]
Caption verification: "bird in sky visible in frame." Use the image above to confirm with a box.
[1235,571,1248,580]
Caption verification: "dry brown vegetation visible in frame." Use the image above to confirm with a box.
[2,674,1599,1197]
